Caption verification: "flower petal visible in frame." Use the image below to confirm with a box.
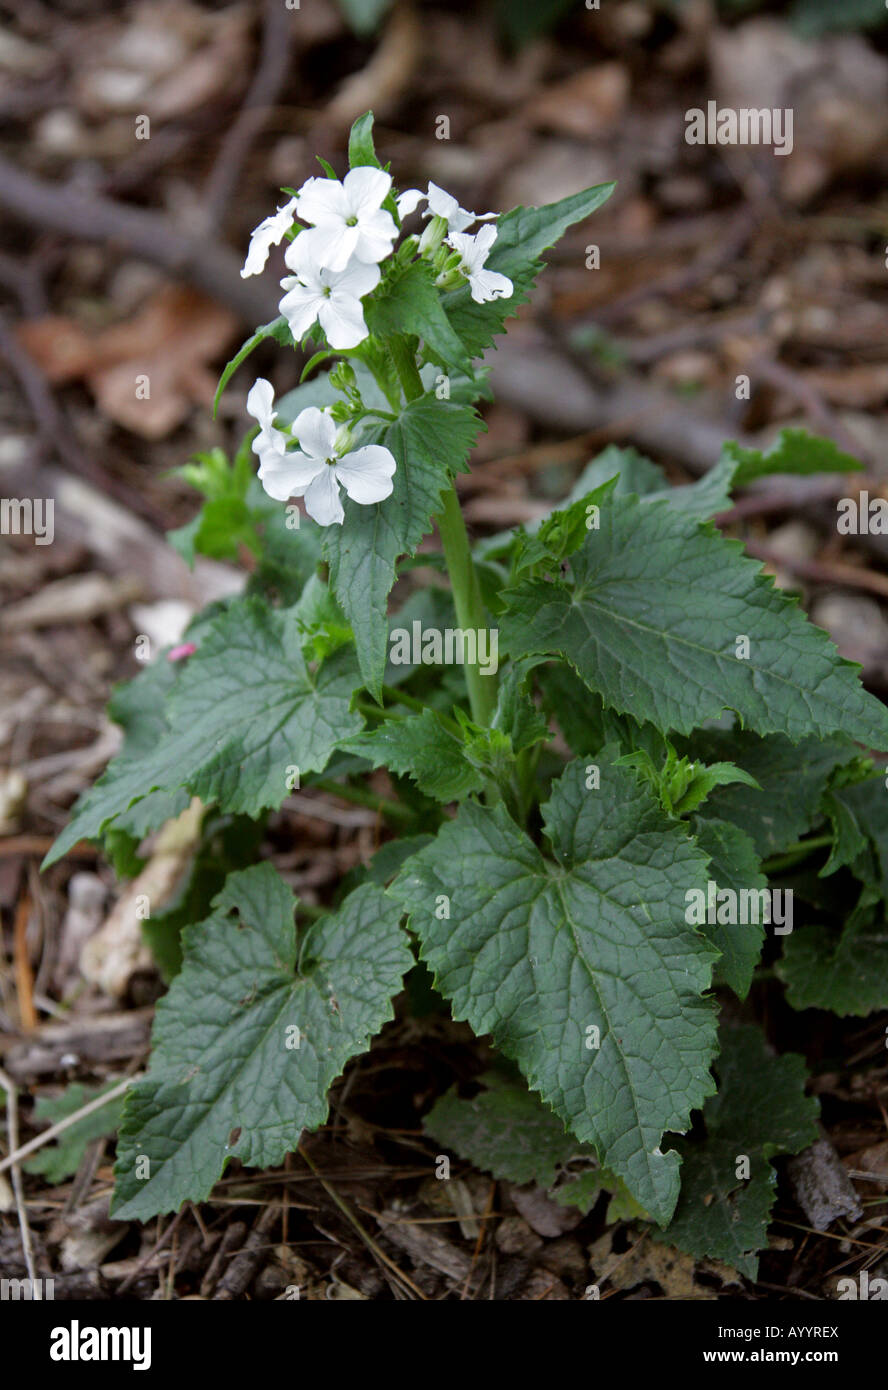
[350,209,397,263]
[446,229,475,267]
[333,259,381,299]
[397,187,426,217]
[303,467,344,526]
[283,233,321,285]
[468,269,513,304]
[296,176,349,226]
[259,451,325,502]
[252,431,288,472]
[278,283,324,341]
[304,222,361,273]
[426,182,461,223]
[241,198,298,277]
[319,293,369,350]
[334,445,397,505]
[474,223,499,257]
[246,377,276,432]
[343,166,392,216]
[289,406,337,461]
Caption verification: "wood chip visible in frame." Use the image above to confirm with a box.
[786,1136,864,1231]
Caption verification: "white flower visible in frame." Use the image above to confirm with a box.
[295,167,397,272]
[259,406,396,527]
[240,197,298,278]
[246,377,289,473]
[397,181,495,233]
[279,233,380,350]
[446,225,513,304]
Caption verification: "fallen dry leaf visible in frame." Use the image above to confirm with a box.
[529,63,629,141]
[73,0,249,121]
[81,797,204,998]
[17,286,237,437]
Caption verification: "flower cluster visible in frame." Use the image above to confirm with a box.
[242,166,397,349]
[239,164,514,524]
[246,379,395,527]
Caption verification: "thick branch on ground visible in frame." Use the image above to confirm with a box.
[204,0,295,224]
[0,156,278,324]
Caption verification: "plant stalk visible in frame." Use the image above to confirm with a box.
[761,833,833,876]
[311,776,413,825]
[389,335,497,728]
[435,487,498,727]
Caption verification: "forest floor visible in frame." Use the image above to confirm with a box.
[2,0,888,1299]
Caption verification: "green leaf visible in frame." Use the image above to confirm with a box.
[23,1083,124,1185]
[245,495,323,606]
[496,0,575,44]
[366,260,473,371]
[790,0,888,37]
[142,813,265,982]
[390,756,719,1224]
[820,774,888,885]
[518,428,864,569]
[441,184,615,360]
[112,865,412,1220]
[347,109,383,167]
[721,428,862,488]
[157,599,363,814]
[692,818,767,997]
[361,834,436,887]
[43,657,190,869]
[491,657,551,755]
[689,729,854,858]
[292,573,353,662]
[323,395,482,697]
[168,497,261,566]
[660,1023,819,1278]
[342,709,486,802]
[538,661,649,757]
[344,705,521,804]
[213,317,294,416]
[424,1070,636,1216]
[425,1070,582,1188]
[45,600,362,866]
[777,904,888,1015]
[501,491,888,747]
[617,743,759,819]
[569,445,735,522]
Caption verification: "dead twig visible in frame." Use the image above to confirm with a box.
[0,1072,136,1179]
[13,891,37,1031]
[751,353,869,464]
[204,0,295,224]
[0,155,277,324]
[298,1142,426,1299]
[0,1066,39,1291]
[743,539,888,601]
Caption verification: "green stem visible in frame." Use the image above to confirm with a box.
[355,699,407,723]
[389,334,497,728]
[435,487,497,727]
[381,685,463,737]
[311,776,413,825]
[381,683,425,714]
[296,901,326,921]
[390,334,425,403]
[762,833,832,876]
